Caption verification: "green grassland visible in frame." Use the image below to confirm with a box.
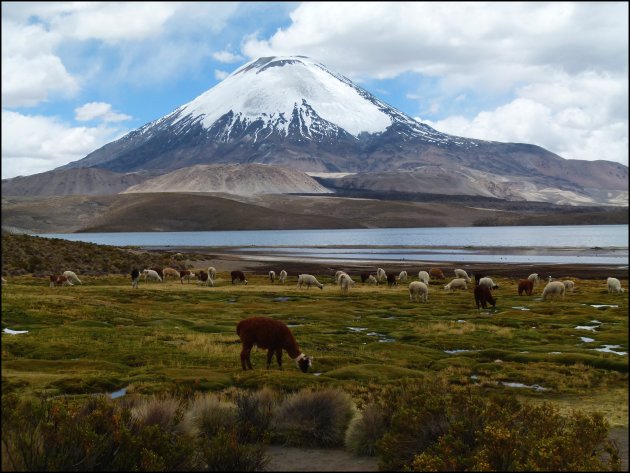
[2,271,628,427]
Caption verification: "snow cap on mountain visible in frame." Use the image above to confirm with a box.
[174,55,394,137]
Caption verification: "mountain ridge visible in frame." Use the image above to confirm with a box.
[36,55,630,205]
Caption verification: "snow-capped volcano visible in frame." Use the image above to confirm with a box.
[59,55,627,205]
[171,55,450,143]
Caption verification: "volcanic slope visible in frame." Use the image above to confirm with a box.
[57,55,626,205]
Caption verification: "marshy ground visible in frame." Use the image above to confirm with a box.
[1,255,628,470]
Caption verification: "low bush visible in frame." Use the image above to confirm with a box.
[235,387,279,443]
[374,380,621,471]
[272,387,356,447]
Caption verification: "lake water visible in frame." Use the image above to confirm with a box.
[36,225,629,265]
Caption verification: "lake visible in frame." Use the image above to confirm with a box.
[36,225,629,265]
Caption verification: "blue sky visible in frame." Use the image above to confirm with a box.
[2,1,628,179]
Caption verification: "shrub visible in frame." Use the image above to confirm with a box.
[272,387,356,447]
[235,387,279,443]
[178,392,237,439]
[131,394,183,432]
[201,427,269,472]
[344,403,389,456]
[1,393,199,471]
[374,380,621,471]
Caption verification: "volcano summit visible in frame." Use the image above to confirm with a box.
[58,55,627,205]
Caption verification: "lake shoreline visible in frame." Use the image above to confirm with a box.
[139,245,629,280]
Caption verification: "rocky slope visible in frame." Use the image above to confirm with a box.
[122,163,331,195]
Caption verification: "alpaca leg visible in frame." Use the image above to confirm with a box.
[275,348,283,369]
[241,345,253,370]
[266,349,274,369]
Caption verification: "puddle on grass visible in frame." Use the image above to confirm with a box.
[366,331,395,342]
[272,297,292,302]
[548,352,562,354]
[3,328,28,335]
[109,387,127,399]
[347,327,367,332]
[575,325,599,331]
[444,349,474,354]
[501,381,549,392]
[591,345,627,356]
[312,372,323,377]
[583,304,619,309]
[580,337,595,343]
[512,306,531,311]
[287,324,302,328]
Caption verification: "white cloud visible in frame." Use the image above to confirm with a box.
[420,72,629,165]
[213,51,244,63]
[241,2,628,165]
[1,110,129,179]
[214,69,229,81]
[75,102,131,122]
[1,21,79,107]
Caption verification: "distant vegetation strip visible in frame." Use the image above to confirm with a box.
[1,233,196,277]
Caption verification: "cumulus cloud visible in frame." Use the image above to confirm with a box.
[1,110,128,179]
[75,102,131,122]
[214,69,229,81]
[1,21,79,107]
[213,51,244,63]
[419,70,629,165]
[241,1,628,165]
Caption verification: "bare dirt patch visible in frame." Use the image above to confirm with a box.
[265,446,378,472]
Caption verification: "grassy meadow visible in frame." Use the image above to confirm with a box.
[2,269,628,428]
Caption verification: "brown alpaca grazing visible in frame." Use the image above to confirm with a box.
[237,317,312,372]
[429,267,445,280]
[474,284,497,310]
[518,278,534,296]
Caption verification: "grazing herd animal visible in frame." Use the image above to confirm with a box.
[62,270,82,284]
[478,277,499,290]
[237,316,312,372]
[454,269,471,282]
[408,281,428,302]
[297,274,324,290]
[418,271,430,284]
[474,284,497,310]
[197,270,214,287]
[278,270,287,284]
[231,270,248,285]
[607,277,624,294]
[518,278,534,296]
[269,270,276,283]
[179,270,195,284]
[162,267,181,281]
[142,269,162,282]
[376,268,386,283]
[429,268,445,280]
[339,273,355,293]
[542,281,566,301]
[131,268,140,289]
[397,270,408,282]
[49,274,71,287]
[208,267,217,281]
[386,273,398,287]
[444,278,467,291]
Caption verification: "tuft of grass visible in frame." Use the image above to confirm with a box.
[272,387,356,447]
